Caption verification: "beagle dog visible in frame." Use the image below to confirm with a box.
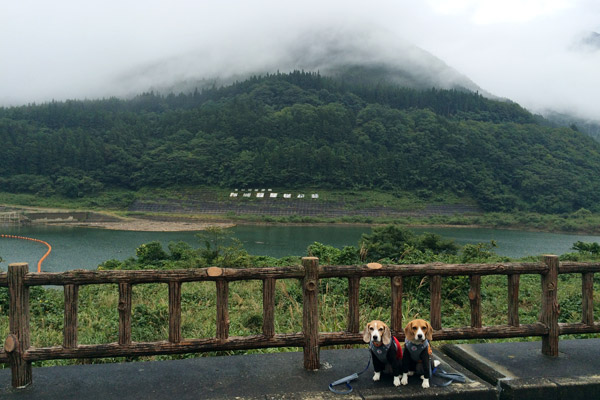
[401,319,440,388]
[363,320,403,386]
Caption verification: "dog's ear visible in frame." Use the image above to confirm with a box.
[425,320,433,341]
[404,321,414,341]
[382,324,392,345]
[363,323,371,343]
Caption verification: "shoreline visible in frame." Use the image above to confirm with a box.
[36,218,236,232]
[22,219,600,237]
[3,204,600,235]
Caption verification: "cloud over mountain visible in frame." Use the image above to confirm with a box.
[114,27,488,98]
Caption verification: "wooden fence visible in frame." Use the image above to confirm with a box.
[1,255,600,388]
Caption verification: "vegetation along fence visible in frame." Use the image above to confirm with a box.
[1,255,600,388]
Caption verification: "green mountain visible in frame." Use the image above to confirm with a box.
[1,71,599,213]
[538,111,600,142]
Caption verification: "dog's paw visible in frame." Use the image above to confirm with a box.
[433,359,441,368]
[422,378,430,389]
[393,376,401,387]
[372,372,380,382]
[401,374,409,386]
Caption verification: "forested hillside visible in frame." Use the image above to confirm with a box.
[1,71,599,213]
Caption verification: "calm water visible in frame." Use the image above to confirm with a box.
[1,224,599,272]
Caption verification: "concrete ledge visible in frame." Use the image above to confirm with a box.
[499,375,600,400]
[442,339,600,400]
[498,377,559,400]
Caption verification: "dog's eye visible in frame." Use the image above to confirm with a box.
[421,326,427,330]
[369,327,374,331]
[378,328,383,331]
[412,326,417,330]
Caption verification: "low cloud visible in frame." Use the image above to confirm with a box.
[1,0,599,120]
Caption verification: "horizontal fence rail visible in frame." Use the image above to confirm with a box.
[2,256,600,388]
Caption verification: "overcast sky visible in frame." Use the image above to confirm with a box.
[1,0,599,120]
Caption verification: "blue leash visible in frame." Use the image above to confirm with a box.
[432,367,467,386]
[328,352,372,394]
[328,351,466,394]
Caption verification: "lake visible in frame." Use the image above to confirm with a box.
[1,224,599,272]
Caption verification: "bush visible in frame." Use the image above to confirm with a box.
[136,242,168,265]
[572,241,600,255]
[460,241,498,263]
[359,225,458,262]
[307,242,360,265]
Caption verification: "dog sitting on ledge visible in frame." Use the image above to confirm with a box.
[401,318,441,388]
[363,320,403,386]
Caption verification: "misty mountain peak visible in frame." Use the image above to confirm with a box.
[117,26,486,97]
[282,28,484,93]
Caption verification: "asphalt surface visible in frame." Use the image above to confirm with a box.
[3,339,600,399]
[0,348,493,400]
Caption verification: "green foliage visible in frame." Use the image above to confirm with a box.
[359,225,458,262]
[168,241,195,261]
[0,287,8,313]
[196,227,251,268]
[359,277,392,309]
[99,227,254,271]
[136,242,168,266]
[460,241,499,263]
[572,241,600,255]
[307,242,360,264]
[1,71,599,212]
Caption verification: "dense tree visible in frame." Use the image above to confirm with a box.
[1,71,599,212]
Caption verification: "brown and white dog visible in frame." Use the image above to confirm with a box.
[363,320,403,386]
[401,319,440,388]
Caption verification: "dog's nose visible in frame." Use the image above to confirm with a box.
[373,335,379,341]
[417,333,423,339]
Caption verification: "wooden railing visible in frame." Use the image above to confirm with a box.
[1,255,599,388]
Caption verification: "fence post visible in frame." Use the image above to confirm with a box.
[507,274,520,327]
[6,263,32,388]
[63,284,79,348]
[118,283,132,345]
[391,276,403,335]
[263,278,276,337]
[348,276,360,333]
[430,275,442,330]
[582,273,594,325]
[168,282,182,343]
[469,275,482,328]
[541,255,559,356]
[302,257,319,370]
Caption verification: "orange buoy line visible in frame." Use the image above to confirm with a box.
[1,234,51,273]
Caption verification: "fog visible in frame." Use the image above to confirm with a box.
[1,0,599,120]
